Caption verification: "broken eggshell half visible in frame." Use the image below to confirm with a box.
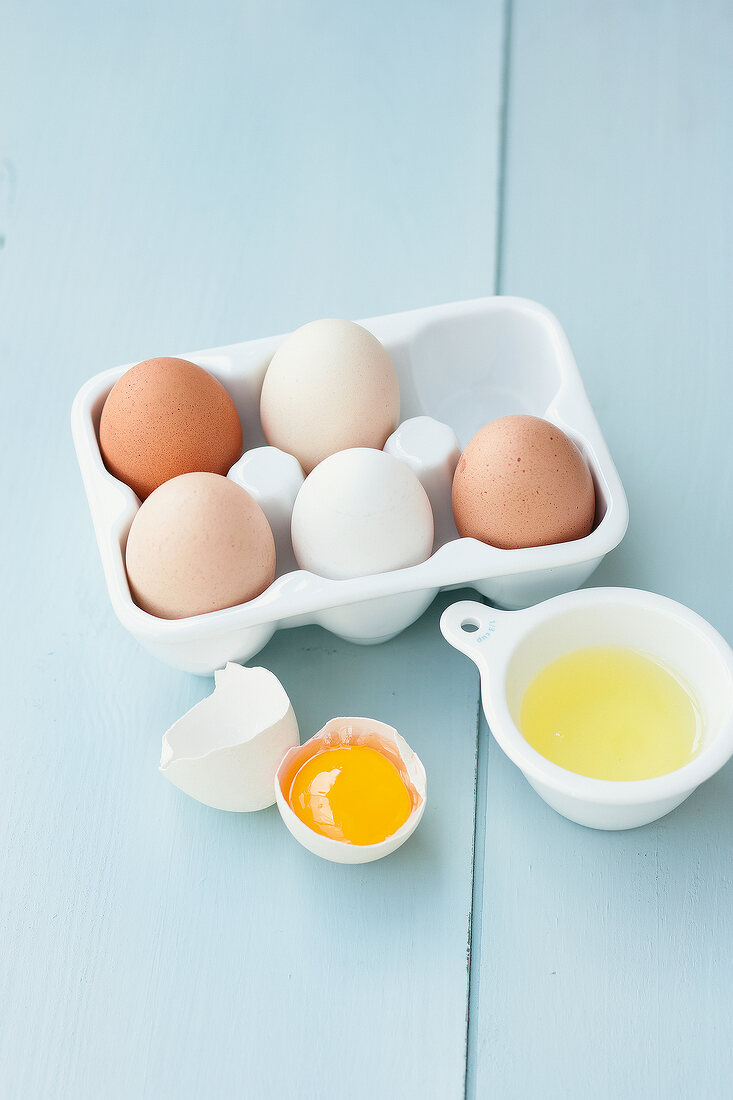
[274,717,427,864]
[160,662,299,811]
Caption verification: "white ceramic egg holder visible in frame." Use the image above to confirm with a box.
[72,297,629,674]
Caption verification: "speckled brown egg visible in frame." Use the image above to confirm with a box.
[452,415,596,549]
[125,473,275,619]
[99,357,243,500]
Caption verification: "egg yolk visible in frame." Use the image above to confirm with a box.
[288,745,412,845]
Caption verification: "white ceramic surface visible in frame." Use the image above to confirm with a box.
[71,297,629,673]
[227,446,305,576]
[440,589,733,830]
[384,416,461,551]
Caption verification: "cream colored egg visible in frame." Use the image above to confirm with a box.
[125,472,276,619]
[291,448,434,579]
[260,319,400,473]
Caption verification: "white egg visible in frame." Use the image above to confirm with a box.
[291,448,434,580]
[160,662,299,811]
[259,319,400,474]
[274,717,427,864]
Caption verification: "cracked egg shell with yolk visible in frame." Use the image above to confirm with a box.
[275,717,426,864]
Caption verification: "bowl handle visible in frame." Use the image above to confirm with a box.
[435,602,493,660]
[439,599,507,672]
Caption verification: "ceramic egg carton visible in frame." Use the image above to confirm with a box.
[71,297,628,674]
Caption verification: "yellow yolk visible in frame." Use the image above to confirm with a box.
[519,645,702,781]
[287,745,412,845]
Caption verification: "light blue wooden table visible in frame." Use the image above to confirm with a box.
[2,2,732,1097]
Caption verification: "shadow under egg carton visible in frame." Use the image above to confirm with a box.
[71,297,628,675]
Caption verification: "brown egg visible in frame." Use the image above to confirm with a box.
[125,473,275,619]
[452,415,596,549]
[99,357,243,499]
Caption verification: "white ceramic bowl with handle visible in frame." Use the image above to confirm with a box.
[440,589,733,830]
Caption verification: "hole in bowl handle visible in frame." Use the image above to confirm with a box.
[439,600,500,668]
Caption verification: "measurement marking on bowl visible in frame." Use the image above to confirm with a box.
[476,622,496,642]
[460,617,496,641]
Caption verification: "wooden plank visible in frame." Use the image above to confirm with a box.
[471,2,733,1097]
[0,1,504,1096]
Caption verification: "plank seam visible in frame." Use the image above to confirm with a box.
[464,0,514,1093]
[493,0,513,296]
[463,699,489,1100]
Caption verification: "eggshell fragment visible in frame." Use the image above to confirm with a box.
[275,717,427,864]
[452,415,596,549]
[260,319,400,473]
[160,663,299,811]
